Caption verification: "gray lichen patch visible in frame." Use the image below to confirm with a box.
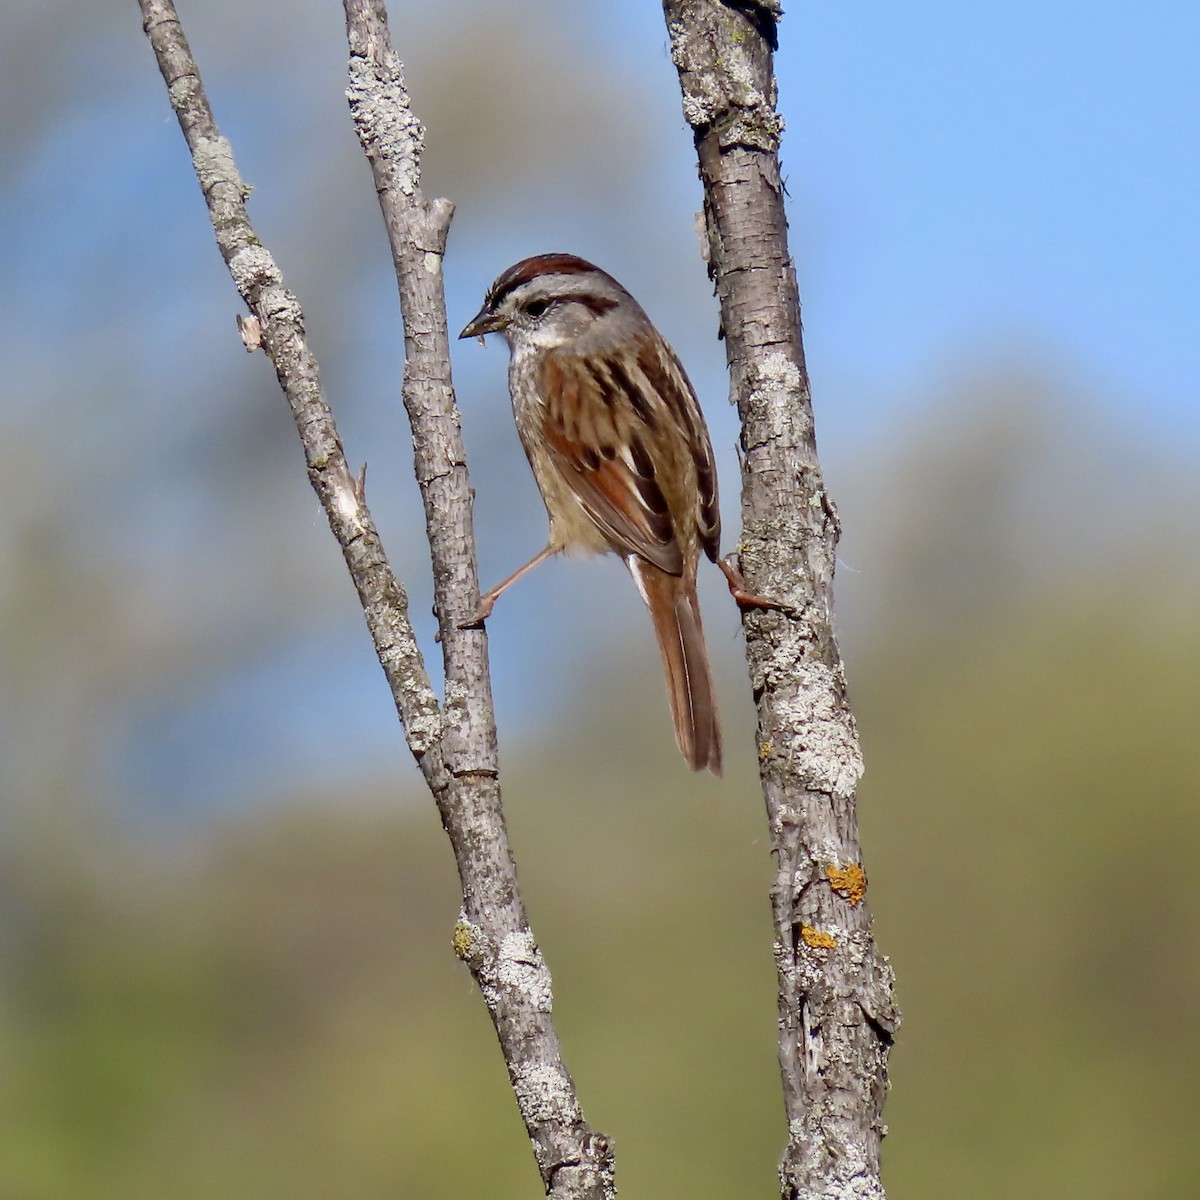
[345,58,424,197]
[167,76,196,111]
[668,15,783,151]
[192,135,242,195]
[399,689,442,757]
[509,1060,582,1126]
[227,245,277,294]
[784,1123,885,1200]
[745,350,811,444]
[771,660,864,800]
[440,680,470,733]
[497,930,553,1013]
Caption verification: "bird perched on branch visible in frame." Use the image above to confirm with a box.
[461,253,766,775]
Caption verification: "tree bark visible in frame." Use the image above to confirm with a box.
[138,2,612,1196]
[662,4,901,1198]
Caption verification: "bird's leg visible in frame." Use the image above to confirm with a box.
[717,554,794,613]
[459,546,558,627]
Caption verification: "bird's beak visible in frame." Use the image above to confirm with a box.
[459,307,506,341]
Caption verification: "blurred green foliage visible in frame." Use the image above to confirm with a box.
[2,388,1197,1198]
[858,594,1200,1199]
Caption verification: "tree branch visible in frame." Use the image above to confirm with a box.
[661,4,901,1198]
[138,2,612,1195]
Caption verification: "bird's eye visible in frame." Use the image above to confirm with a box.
[523,299,549,319]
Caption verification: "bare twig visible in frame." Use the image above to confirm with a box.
[662,3,901,1198]
[138,2,612,1195]
[138,0,443,777]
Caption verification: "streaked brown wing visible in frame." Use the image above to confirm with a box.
[635,334,721,563]
[539,330,721,573]
[539,349,683,574]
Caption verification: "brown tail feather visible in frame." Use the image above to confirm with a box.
[630,559,722,775]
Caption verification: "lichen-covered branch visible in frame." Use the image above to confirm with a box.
[138,2,611,1196]
[339,5,611,1193]
[138,0,444,781]
[662,3,901,1198]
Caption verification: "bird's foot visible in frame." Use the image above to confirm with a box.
[718,555,794,613]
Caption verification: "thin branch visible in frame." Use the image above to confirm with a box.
[138,0,444,781]
[662,3,901,1199]
[138,2,612,1195]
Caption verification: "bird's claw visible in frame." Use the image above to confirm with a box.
[456,595,497,630]
[718,555,794,614]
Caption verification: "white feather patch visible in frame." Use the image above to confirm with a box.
[627,556,652,608]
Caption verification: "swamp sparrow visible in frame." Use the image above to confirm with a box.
[460,253,731,774]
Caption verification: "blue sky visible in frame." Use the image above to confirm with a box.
[778,0,1199,445]
[2,0,1197,815]
[9,2,1197,443]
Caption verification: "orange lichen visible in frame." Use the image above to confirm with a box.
[826,862,867,905]
[800,924,837,950]
[758,739,773,761]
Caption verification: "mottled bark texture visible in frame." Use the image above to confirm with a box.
[139,2,612,1196]
[662,4,900,1198]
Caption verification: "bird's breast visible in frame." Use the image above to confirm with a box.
[508,350,610,556]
